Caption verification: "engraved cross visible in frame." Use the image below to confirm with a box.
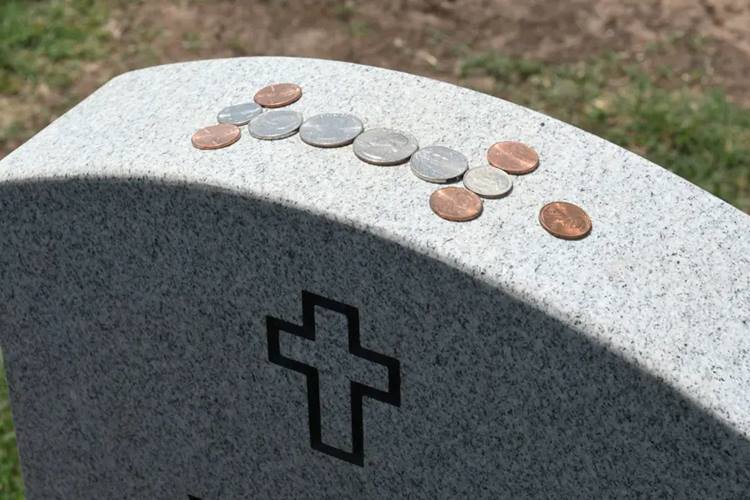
[266,291,401,466]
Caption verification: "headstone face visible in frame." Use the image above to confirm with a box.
[1,57,749,499]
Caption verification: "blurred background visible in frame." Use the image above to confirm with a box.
[0,0,748,496]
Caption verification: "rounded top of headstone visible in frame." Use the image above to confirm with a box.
[1,57,749,437]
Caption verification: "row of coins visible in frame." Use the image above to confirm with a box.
[191,83,592,240]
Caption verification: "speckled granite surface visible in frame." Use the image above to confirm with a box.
[0,57,748,499]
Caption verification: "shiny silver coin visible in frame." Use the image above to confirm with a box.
[248,109,303,140]
[217,102,262,126]
[410,145,468,183]
[300,113,364,148]
[463,166,513,198]
[353,128,419,166]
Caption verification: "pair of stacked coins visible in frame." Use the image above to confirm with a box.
[191,82,591,240]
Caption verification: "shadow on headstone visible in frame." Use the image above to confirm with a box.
[0,178,747,498]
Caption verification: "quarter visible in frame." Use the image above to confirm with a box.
[353,128,419,166]
[410,146,468,183]
[248,109,303,140]
[300,113,364,147]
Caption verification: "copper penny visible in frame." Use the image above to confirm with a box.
[539,201,592,240]
[487,141,539,175]
[429,187,483,222]
[191,123,241,150]
[254,83,302,108]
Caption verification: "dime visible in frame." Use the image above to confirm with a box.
[487,141,539,175]
[300,113,364,148]
[429,187,483,222]
[353,128,419,166]
[217,102,262,126]
[410,145,468,183]
[254,83,302,108]
[463,166,513,198]
[539,201,592,240]
[191,123,241,150]
[248,109,303,140]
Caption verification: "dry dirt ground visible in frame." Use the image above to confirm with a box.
[111,0,750,100]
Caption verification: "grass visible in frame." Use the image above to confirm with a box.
[460,52,750,212]
[0,355,23,500]
[0,0,109,93]
[0,0,110,155]
[0,2,749,497]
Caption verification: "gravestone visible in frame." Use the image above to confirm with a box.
[0,57,749,499]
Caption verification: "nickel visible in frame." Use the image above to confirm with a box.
[217,102,262,126]
[254,83,302,108]
[300,113,364,148]
[410,146,468,183]
[539,201,592,240]
[487,141,539,175]
[353,128,419,166]
[248,109,303,140]
[463,166,513,198]
[429,187,483,222]
[191,123,241,150]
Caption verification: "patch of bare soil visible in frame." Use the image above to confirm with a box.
[111,0,749,103]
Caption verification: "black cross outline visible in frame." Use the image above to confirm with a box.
[266,291,401,466]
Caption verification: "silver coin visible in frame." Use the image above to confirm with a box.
[217,102,262,126]
[300,113,364,148]
[410,145,468,183]
[463,166,514,198]
[353,128,419,166]
[248,109,303,140]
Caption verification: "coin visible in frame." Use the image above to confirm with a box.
[539,201,592,240]
[429,187,483,222]
[487,141,539,175]
[410,146,468,183]
[248,109,303,140]
[217,102,262,126]
[300,113,364,148]
[353,128,419,166]
[191,123,241,150]
[463,166,513,198]
[254,83,302,108]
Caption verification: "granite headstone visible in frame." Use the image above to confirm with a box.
[0,57,749,499]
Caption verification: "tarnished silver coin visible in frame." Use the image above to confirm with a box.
[217,102,262,126]
[353,128,419,166]
[463,166,513,198]
[410,145,468,183]
[248,109,303,140]
[300,113,364,148]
